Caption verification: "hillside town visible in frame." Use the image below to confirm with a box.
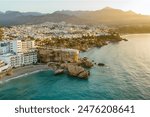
[2,22,110,40]
[0,22,123,79]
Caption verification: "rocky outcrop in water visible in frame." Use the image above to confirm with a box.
[67,64,89,79]
[98,63,105,66]
[123,38,128,41]
[79,57,93,68]
[48,62,90,79]
[41,49,94,79]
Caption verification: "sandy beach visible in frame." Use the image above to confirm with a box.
[2,64,50,81]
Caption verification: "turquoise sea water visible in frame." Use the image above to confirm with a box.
[0,34,150,100]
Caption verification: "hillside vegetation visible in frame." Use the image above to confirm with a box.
[0,28,3,40]
[116,25,150,34]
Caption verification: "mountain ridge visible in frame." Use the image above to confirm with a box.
[0,7,150,26]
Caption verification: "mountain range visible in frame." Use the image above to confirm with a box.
[0,7,150,26]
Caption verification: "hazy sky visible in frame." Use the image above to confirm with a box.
[0,0,150,15]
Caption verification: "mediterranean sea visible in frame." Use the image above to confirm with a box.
[0,34,150,100]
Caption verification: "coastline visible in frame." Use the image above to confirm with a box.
[121,33,150,39]
[1,64,50,83]
[120,33,150,36]
[0,35,125,83]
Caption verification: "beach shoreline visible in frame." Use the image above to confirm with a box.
[1,64,50,82]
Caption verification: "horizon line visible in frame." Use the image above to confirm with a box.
[0,7,149,15]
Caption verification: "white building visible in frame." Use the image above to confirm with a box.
[0,39,35,54]
[0,39,37,68]
[0,51,37,68]
[9,40,35,53]
[0,53,22,68]
[22,51,37,66]
[10,40,22,53]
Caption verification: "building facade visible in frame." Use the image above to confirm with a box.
[0,39,37,68]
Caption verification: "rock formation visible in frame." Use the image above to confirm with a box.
[98,63,105,66]
[67,64,89,79]
[79,57,93,68]
[38,48,79,63]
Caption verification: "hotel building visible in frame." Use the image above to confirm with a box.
[0,39,37,68]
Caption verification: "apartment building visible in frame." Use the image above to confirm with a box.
[0,51,37,68]
[22,51,37,66]
[0,53,22,67]
[0,40,37,68]
[21,40,35,52]
[9,40,35,53]
[10,40,22,53]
